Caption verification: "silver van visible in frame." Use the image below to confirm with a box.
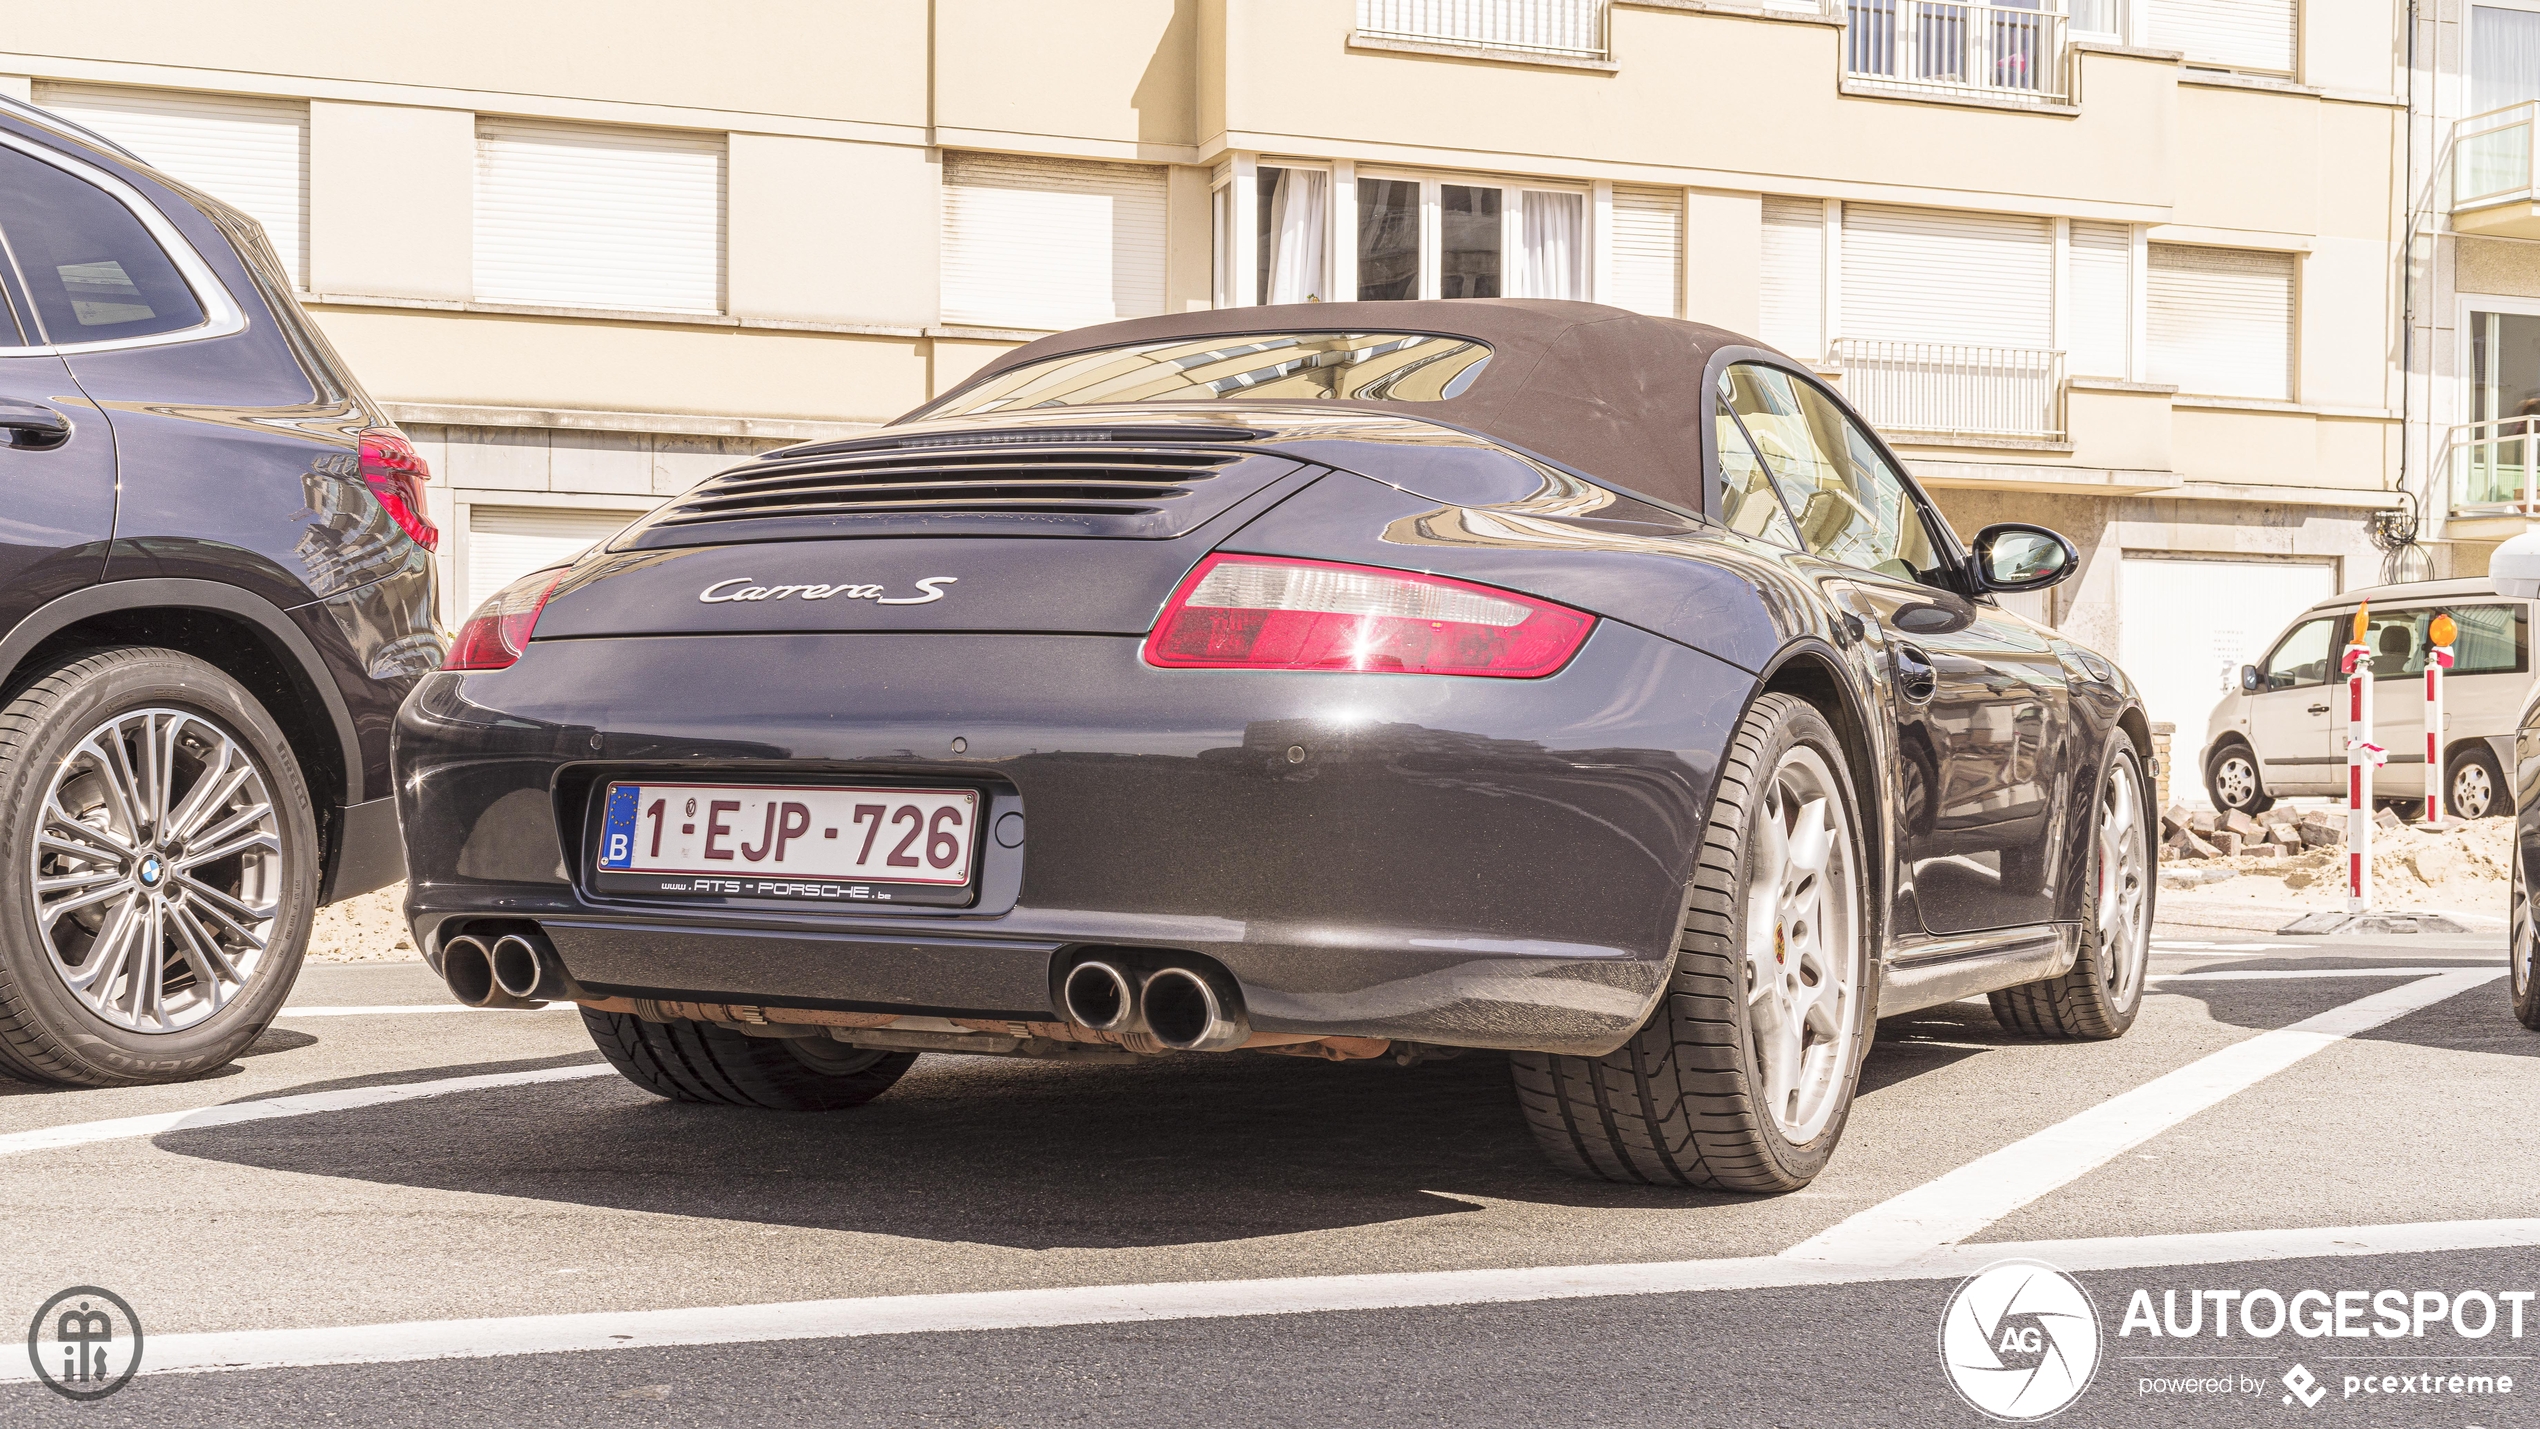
[2202,577,2529,818]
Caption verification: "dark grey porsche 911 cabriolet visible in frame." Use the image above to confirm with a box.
[393,299,2154,1193]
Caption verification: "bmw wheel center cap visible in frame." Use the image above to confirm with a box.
[137,856,163,888]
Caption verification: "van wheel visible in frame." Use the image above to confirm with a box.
[2447,746,2509,821]
[2204,741,2273,815]
[0,648,316,1086]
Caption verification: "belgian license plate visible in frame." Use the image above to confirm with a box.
[595,782,979,891]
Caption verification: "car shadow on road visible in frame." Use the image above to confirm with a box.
[149,1035,1952,1249]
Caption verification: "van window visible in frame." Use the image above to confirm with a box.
[2260,617,2337,689]
[2358,604,2529,680]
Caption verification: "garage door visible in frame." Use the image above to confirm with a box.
[463,506,639,616]
[2117,553,2337,801]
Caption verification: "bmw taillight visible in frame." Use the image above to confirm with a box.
[358,428,439,551]
[1144,554,1594,678]
[444,568,567,671]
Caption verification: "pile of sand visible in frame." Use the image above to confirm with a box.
[305,882,418,962]
[2162,814,2514,918]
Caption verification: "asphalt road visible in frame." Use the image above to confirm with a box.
[2,923,2534,1428]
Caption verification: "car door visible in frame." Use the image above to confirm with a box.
[2246,615,2342,794]
[0,142,120,636]
[1718,361,2070,934]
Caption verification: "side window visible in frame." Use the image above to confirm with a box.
[0,145,203,343]
[1713,390,1800,549]
[2260,617,2337,690]
[2361,607,2429,680]
[1719,363,1950,588]
[2443,603,2528,677]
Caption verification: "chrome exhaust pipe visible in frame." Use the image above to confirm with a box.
[1061,959,1137,1032]
[437,934,504,1008]
[490,931,574,1003]
[1141,965,1250,1053]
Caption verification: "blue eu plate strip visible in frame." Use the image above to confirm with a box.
[598,784,641,868]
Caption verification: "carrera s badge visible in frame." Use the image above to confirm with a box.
[698,576,956,605]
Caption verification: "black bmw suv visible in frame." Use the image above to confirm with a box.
[0,96,439,1085]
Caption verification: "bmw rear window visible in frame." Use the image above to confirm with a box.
[926,332,1493,416]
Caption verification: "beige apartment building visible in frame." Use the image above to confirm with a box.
[3,0,2415,743]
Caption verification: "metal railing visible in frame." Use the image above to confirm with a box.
[1356,0,1609,59]
[1843,0,2069,102]
[2455,102,2539,211]
[1830,338,2066,439]
[2449,416,2540,515]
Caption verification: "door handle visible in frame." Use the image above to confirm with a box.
[1894,642,1938,705]
[0,398,71,450]
[2307,702,2331,715]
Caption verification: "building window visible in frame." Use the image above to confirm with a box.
[1257,166,1330,304]
[2066,219,2133,377]
[1441,184,1502,298]
[2146,244,2293,400]
[941,153,1168,330]
[1355,0,1609,61]
[1609,185,1684,319]
[1760,197,1828,359]
[2146,0,2297,76]
[474,120,724,315]
[1836,204,2062,438]
[34,83,308,288]
[1357,177,1420,301]
[2474,5,2540,110]
[2455,307,2540,513]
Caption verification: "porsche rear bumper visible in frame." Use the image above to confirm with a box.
[391,624,1750,1056]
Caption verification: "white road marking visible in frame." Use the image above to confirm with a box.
[1782,967,2503,1267]
[0,1063,617,1159]
[2153,967,2497,982]
[276,1004,579,1017]
[13,1217,2536,1382]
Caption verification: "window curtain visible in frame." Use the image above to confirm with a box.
[2476,6,2540,111]
[1513,190,1587,300]
[1263,168,1328,304]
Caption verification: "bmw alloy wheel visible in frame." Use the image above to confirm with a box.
[1743,741,1862,1144]
[33,707,285,1033]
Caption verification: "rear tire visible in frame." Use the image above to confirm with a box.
[2204,741,2274,815]
[1510,693,1874,1194]
[2446,745,2509,821]
[1990,743,2153,1041]
[582,1009,915,1110]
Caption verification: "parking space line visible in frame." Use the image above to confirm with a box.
[1782,967,2505,1268]
[275,1004,579,1017]
[0,1063,616,1159]
[14,1215,2535,1382]
[2152,967,2498,981]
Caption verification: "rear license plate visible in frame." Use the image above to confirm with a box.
[595,782,979,894]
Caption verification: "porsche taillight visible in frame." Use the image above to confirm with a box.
[444,568,567,671]
[1143,554,1594,678]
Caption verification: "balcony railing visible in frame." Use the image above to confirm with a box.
[1356,0,1609,60]
[1831,338,2066,439]
[2449,416,2540,516]
[2456,102,2539,211]
[1844,0,2069,102]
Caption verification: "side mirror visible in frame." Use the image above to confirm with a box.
[1971,523,2078,593]
[2495,529,2540,600]
[2240,664,2264,693]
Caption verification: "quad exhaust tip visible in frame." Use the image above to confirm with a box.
[1058,955,1250,1053]
[439,934,498,1007]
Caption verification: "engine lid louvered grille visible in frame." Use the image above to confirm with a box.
[624,432,1300,546]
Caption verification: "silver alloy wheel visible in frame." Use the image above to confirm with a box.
[2453,759,2497,820]
[2097,757,2152,1007]
[1743,743,1861,1144]
[2212,750,2258,809]
[2515,857,2533,1002]
[32,707,284,1033]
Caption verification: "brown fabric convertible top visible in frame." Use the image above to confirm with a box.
[927,300,1767,515]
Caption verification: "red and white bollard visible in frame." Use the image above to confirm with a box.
[2342,604,2386,914]
[2422,612,2457,827]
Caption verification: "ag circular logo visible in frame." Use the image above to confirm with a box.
[1939,1259,2101,1421]
[26,1286,143,1401]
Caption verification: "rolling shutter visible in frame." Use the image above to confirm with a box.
[1608,185,1682,318]
[1759,196,1825,359]
[2067,220,2132,378]
[942,154,1167,331]
[464,505,637,616]
[474,120,723,314]
[35,83,307,286]
[2147,244,2294,400]
[1840,204,2052,348]
[2147,0,2297,74]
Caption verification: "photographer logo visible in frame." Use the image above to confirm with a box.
[1940,1259,2102,1421]
[25,1286,142,1401]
